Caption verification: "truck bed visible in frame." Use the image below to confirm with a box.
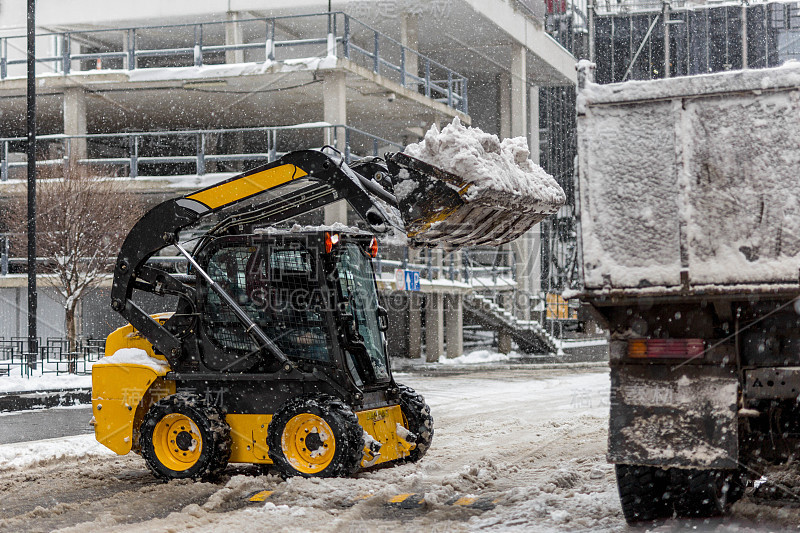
[576,62,800,296]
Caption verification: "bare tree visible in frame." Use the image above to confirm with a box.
[2,168,144,353]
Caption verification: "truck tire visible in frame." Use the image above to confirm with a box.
[615,464,670,523]
[267,394,364,478]
[397,384,434,463]
[140,393,231,481]
[672,468,744,518]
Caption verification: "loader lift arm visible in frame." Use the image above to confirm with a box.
[110,150,400,366]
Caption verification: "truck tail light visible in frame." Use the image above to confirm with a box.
[628,338,705,359]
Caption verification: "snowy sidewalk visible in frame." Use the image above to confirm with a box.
[392,346,608,373]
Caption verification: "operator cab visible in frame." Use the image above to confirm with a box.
[190,228,389,390]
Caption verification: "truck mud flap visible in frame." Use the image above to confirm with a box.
[386,152,561,249]
[608,364,739,469]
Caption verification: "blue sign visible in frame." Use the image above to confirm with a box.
[404,270,420,291]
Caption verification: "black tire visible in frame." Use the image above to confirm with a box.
[140,393,231,481]
[615,464,671,523]
[672,468,744,518]
[267,394,364,478]
[397,384,434,463]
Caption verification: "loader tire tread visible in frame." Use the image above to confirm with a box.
[140,393,231,482]
[397,384,434,463]
[267,394,364,478]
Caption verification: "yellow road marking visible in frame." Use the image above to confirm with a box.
[249,490,274,502]
[387,493,414,503]
[453,496,478,506]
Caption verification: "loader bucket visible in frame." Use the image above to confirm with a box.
[386,152,563,249]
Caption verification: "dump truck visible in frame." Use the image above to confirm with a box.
[574,61,800,521]
[92,144,564,481]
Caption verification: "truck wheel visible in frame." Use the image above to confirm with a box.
[672,468,743,517]
[615,464,670,523]
[397,384,434,462]
[267,394,364,478]
[140,394,231,481]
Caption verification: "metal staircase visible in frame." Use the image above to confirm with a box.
[464,293,559,355]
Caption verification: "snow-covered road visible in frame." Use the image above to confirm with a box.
[0,367,797,532]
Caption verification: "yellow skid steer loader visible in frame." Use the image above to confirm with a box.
[92,149,562,480]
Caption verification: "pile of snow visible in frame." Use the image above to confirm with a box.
[404,118,565,207]
[438,349,518,365]
[0,434,114,472]
[94,348,169,373]
[0,371,92,393]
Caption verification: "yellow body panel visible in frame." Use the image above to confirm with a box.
[104,313,173,361]
[186,164,307,210]
[226,413,274,463]
[224,405,411,468]
[98,316,411,470]
[357,404,413,467]
[92,365,174,455]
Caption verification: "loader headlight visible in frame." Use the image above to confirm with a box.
[325,232,340,253]
[367,237,378,258]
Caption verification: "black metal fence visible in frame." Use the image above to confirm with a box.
[0,337,104,377]
[592,1,800,84]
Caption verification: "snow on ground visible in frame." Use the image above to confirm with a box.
[0,371,91,393]
[438,349,518,365]
[1,367,798,532]
[0,434,114,472]
[0,368,616,532]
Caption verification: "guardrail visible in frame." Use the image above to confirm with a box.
[0,12,467,114]
[0,123,402,181]
[0,337,104,377]
[372,248,516,285]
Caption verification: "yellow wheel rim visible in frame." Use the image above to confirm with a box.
[152,413,203,472]
[281,413,336,474]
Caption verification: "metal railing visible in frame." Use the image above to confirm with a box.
[371,248,516,287]
[0,337,104,377]
[0,123,403,181]
[0,12,467,113]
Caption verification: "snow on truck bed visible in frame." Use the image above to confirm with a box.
[577,61,800,291]
[404,118,565,208]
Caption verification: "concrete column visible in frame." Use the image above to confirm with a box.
[498,72,511,140]
[741,5,748,69]
[63,87,87,168]
[408,293,422,359]
[510,43,527,138]
[445,293,463,358]
[529,86,540,164]
[433,249,443,279]
[323,70,348,224]
[503,47,536,319]
[225,12,245,64]
[425,292,444,362]
[400,13,420,88]
[528,82,543,302]
[121,31,131,70]
[663,6,670,79]
[499,43,526,140]
[511,236,531,321]
[498,329,513,354]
